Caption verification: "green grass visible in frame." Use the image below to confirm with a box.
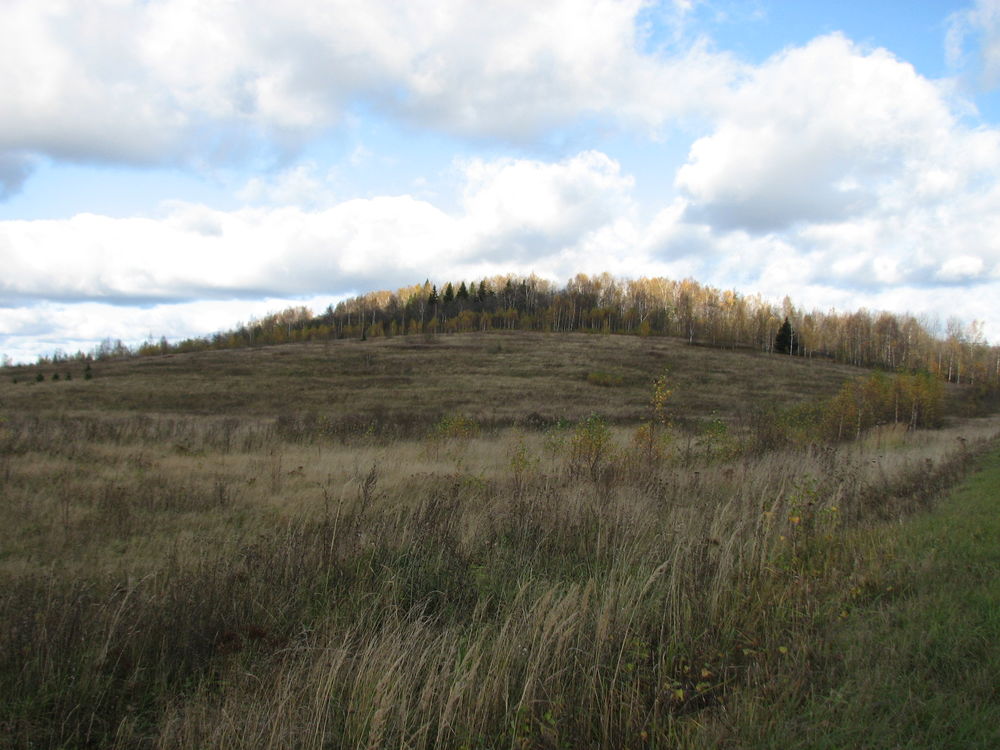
[742,446,1000,749]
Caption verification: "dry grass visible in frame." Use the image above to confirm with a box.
[0,333,995,748]
[1,331,863,426]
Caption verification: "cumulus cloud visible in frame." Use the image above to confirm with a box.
[676,34,966,233]
[459,151,635,259]
[668,30,1000,303]
[0,152,635,307]
[0,0,736,196]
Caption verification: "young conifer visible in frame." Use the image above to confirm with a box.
[775,317,797,355]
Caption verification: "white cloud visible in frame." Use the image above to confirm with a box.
[459,151,635,259]
[0,0,737,195]
[237,162,336,207]
[676,34,966,233]
[666,30,1000,308]
[0,152,634,308]
[0,1,185,166]
[937,254,986,281]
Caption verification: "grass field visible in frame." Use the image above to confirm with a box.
[0,331,996,748]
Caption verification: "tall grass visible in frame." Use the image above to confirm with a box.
[2,403,997,748]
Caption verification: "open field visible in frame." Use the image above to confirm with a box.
[1,332,997,748]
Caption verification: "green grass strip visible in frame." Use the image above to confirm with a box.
[760,446,1000,749]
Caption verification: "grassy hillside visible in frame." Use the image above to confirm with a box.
[0,331,996,748]
[4,331,862,424]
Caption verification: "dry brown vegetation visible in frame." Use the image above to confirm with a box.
[1,331,997,748]
[7,332,862,424]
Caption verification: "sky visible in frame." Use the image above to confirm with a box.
[3,0,1000,363]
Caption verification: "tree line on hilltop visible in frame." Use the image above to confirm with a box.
[29,272,1000,389]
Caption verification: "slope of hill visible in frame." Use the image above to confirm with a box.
[5,330,864,426]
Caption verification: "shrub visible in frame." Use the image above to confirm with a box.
[432,414,480,440]
[651,371,672,428]
[628,421,672,470]
[569,413,615,480]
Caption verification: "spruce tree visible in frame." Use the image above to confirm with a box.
[443,282,455,304]
[428,285,439,307]
[774,317,797,355]
[457,281,469,300]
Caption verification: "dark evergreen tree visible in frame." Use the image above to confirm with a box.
[457,281,469,300]
[443,282,455,304]
[774,317,798,354]
[476,279,488,303]
[428,284,439,307]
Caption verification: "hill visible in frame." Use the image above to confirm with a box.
[4,330,866,427]
[20,274,1000,397]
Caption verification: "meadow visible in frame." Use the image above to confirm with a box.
[1,331,997,748]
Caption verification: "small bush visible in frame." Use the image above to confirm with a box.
[569,413,615,480]
[586,371,624,387]
[433,414,480,440]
